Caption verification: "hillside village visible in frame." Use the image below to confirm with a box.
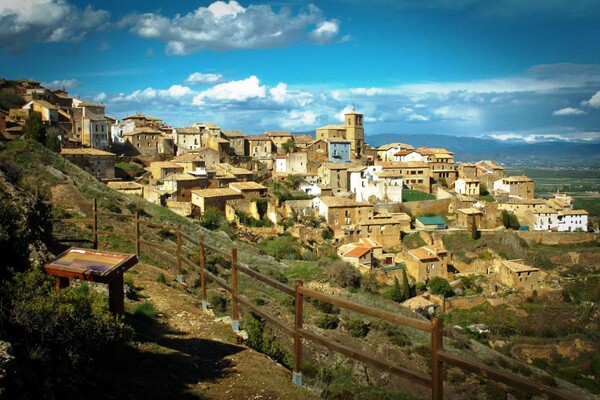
[0,79,593,299]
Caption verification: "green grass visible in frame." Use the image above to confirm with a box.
[133,301,158,319]
[283,260,324,282]
[402,189,436,202]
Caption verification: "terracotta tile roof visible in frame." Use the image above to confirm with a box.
[61,148,115,156]
[377,143,414,151]
[221,130,244,138]
[191,188,240,198]
[175,127,200,134]
[457,208,483,215]
[150,161,183,169]
[322,162,350,170]
[173,153,204,162]
[502,175,534,182]
[343,245,371,258]
[502,260,539,273]
[408,247,439,261]
[265,131,292,137]
[229,181,267,191]
[558,209,589,216]
[317,124,345,130]
[317,196,371,208]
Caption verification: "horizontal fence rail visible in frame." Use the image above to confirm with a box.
[47,198,586,400]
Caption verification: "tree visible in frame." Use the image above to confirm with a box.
[200,208,225,230]
[402,268,411,300]
[480,183,489,196]
[428,277,454,297]
[282,138,298,154]
[390,276,404,302]
[23,112,46,144]
[502,210,520,230]
[46,127,62,153]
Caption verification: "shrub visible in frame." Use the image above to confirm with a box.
[321,229,334,240]
[324,260,360,289]
[346,318,369,338]
[2,269,129,365]
[156,273,167,284]
[133,301,158,319]
[210,294,228,313]
[428,277,454,297]
[316,314,339,329]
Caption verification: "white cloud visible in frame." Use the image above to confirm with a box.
[269,83,288,104]
[398,107,428,122]
[112,85,194,104]
[193,76,266,104]
[0,0,109,52]
[279,110,318,129]
[349,87,386,96]
[552,107,586,116]
[121,1,343,55]
[308,20,340,44]
[185,72,224,85]
[42,78,80,90]
[93,92,107,103]
[582,90,600,108]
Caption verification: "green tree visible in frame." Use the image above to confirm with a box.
[402,268,411,300]
[23,112,46,144]
[502,210,520,230]
[0,89,24,109]
[480,183,489,196]
[428,276,454,297]
[390,276,404,302]
[45,127,62,153]
[282,138,298,154]
[200,207,226,230]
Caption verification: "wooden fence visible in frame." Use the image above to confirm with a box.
[50,199,586,400]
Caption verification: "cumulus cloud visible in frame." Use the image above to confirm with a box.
[185,72,224,85]
[193,76,266,105]
[112,84,194,104]
[552,107,586,116]
[0,0,109,52]
[42,78,81,90]
[581,90,600,108]
[93,92,107,103]
[120,1,343,55]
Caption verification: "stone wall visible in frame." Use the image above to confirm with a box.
[515,231,597,245]
[374,198,451,217]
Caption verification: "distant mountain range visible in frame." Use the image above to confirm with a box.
[364,133,600,162]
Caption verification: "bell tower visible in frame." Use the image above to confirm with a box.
[344,111,364,159]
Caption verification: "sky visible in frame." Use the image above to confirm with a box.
[1,0,600,142]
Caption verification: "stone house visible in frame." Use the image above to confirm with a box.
[123,127,162,155]
[174,126,202,153]
[163,173,208,202]
[275,152,308,174]
[194,147,221,167]
[493,175,535,199]
[454,178,480,196]
[266,131,293,155]
[60,148,116,180]
[406,245,450,283]
[148,161,184,181]
[312,196,373,237]
[557,210,589,232]
[376,143,414,162]
[191,188,244,216]
[497,260,540,292]
[317,163,350,195]
[221,130,247,156]
[456,208,484,230]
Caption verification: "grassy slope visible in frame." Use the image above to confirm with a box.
[5,140,598,399]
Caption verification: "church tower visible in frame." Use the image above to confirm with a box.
[344,111,364,159]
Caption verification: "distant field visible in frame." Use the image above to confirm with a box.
[506,168,600,195]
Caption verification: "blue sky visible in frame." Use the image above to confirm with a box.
[1,0,600,141]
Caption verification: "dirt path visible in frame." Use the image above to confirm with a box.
[124,263,314,400]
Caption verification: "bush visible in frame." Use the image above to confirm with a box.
[1,269,129,364]
[428,277,454,297]
[210,294,228,313]
[346,318,369,338]
[324,260,360,289]
[133,301,158,319]
[316,314,339,329]
[321,229,334,240]
[156,273,167,284]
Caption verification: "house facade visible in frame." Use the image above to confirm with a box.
[60,148,116,180]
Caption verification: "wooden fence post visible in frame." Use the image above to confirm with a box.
[198,235,207,310]
[176,224,183,283]
[92,198,98,249]
[134,212,140,257]
[431,317,444,400]
[293,280,304,385]
[231,248,239,332]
